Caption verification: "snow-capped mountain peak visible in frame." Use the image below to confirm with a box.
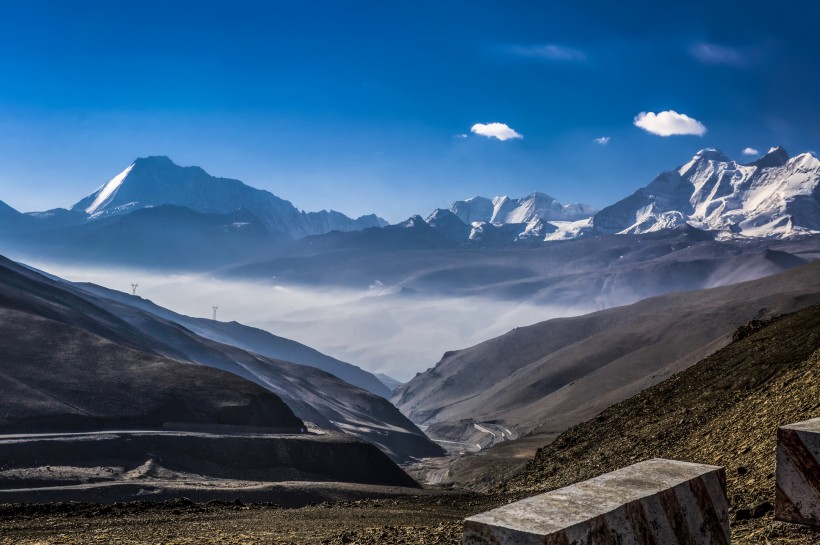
[400,215,427,228]
[594,146,820,238]
[70,156,387,239]
[83,163,135,214]
[450,192,595,226]
[427,192,596,245]
[451,196,494,225]
[677,148,731,176]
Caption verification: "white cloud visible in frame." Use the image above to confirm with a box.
[742,147,759,156]
[471,122,523,141]
[633,110,707,137]
[453,133,468,139]
[690,43,748,67]
[594,136,610,145]
[505,44,586,62]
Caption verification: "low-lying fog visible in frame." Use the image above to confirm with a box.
[29,261,590,382]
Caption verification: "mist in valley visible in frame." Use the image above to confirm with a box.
[28,260,591,382]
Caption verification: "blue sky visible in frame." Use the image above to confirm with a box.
[0,1,818,222]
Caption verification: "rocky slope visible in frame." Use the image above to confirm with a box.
[393,260,820,451]
[0,431,419,503]
[0,307,302,434]
[1,256,442,462]
[71,281,392,398]
[3,306,816,543]
[0,254,434,502]
[499,304,820,544]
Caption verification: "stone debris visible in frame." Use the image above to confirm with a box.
[463,458,729,544]
[776,417,820,527]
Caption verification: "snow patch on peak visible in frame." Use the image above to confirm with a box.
[696,148,728,159]
[491,195,510,207]
[451,196,494,225]
[401,215,426,228]
[678,149,730,175]
[85,163,135,214]
[425,208,450,222]
[88,201,140,220]
[691,149,730,164]
[544,218,593,241]
[792,152,820,167]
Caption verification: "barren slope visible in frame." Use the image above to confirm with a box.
[500,304,820,544]
[1,255,442,462]
[394,261,820,451]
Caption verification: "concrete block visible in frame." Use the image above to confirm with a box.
[776,417,820,527]
[463,458,729,545]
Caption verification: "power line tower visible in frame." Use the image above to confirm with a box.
[131,283,139,296]
[212,306,218,321]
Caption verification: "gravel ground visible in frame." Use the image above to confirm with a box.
[0,496,494,545]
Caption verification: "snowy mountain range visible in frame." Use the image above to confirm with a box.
[1,147,818,266]
[416,147,820,244]
[423,193,596,245]
[594,147,820,238]
[450,193,594,225]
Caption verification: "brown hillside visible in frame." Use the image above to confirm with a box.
[500,304,820,544]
